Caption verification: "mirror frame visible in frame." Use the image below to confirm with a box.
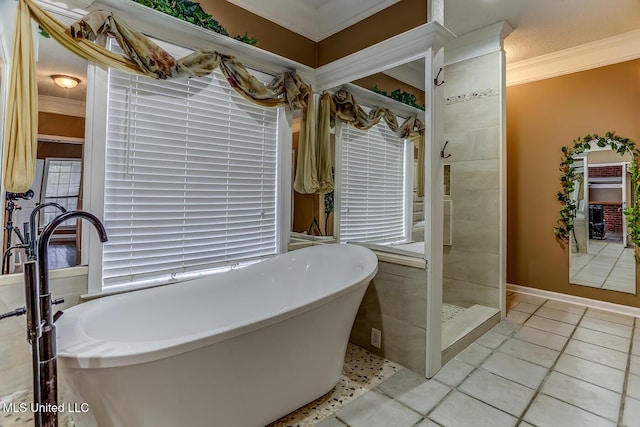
[554,132,640,260]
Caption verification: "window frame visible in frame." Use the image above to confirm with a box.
[334,119,413,245]
[40,157,83,229]
[83,41,292,295]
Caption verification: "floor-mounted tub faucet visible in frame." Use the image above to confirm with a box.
[27,202,67,261]
[34,210,108,427]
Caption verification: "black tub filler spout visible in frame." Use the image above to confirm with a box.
[33,210,108,427]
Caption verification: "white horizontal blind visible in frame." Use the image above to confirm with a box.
[338,119,407,244]
[104,66,279,289]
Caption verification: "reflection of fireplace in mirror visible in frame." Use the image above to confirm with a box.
[570,160,635,294]
[588,165,623,242]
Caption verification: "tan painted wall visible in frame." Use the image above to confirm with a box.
[198,0,316,67]
[198,0,427,68]
[317,0,428,66]
[38,112,84,138]
[507,59,640,306]
[352,73,425,106]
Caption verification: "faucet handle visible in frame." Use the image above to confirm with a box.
[0,306,26,320]
[52,297,65,305]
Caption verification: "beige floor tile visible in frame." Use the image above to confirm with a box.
[490,319,522,337]
[475,330,508,349]
[534,307,582,325]
[554,354,625,393]
[524,394,615,427]
[511,301,539,314]
[630,355,640,376]
[542,300,587,315]
[498,338,559,368]
[513,326,568,351]
[335,391,421,427]
[622,396,640,427]
[627,374,640,401]
[429,391,517,427]
[377,369,426,398]
[564,339,628,371]
[510,294,546,306]
[505,310,530,324]
[455,343,492,367]
[580,317,633,338]
[541,372,621,422]
[433,359,474,388]
[481,352,548,389]
[458,369,535,417]
[395,380,451,415]
[572,327,631,352]
[525,315,576,337]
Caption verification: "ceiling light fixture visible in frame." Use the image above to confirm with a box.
[51,75,80,89]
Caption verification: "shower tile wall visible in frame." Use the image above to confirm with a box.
[350,261,427,375]
[0,273,87,397]
[443,51,503,309]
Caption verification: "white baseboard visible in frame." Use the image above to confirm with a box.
[507,283,640,319]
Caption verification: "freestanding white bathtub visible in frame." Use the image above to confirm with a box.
[56,244,378,427]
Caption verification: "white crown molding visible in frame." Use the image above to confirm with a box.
[382,60,426,91]
[445,21,513,66]
[38,134,84,144]
[226,0,401,42]
[92,0,316,84]
[507,283,640,318]
[506,29,640,87]
[341,83,425,120]
[39,95,86,117]
[315,22,455,92]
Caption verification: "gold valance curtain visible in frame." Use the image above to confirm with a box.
[316,88,426,197]
[3,0,314,192]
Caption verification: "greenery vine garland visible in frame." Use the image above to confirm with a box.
[554,132,640,259]
[133,0,258,45]
[370,85,425,111]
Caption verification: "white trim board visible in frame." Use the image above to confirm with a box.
[507,283,640,319]
[315,21,455,92]
[506,29,640,87]
[39,94,86,117]
[445,21,513,67]
[90,0,316,84]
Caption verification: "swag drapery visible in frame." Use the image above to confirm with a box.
[318,89,426,197]
[3,0,324,193]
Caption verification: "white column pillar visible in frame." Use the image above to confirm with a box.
[424,34,447,378]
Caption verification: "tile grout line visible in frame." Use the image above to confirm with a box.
[421,298,540,425]
[617,316,636,426]
[514,301,588,426]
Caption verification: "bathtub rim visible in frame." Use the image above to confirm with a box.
[57,244,377,369]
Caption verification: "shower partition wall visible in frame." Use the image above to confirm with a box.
[439,23,511,360]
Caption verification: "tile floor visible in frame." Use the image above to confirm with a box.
[570,240,634,293]
[315,292,640,427]
[3,291,640,426]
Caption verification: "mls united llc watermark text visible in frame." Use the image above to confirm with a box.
[1,401,89,413]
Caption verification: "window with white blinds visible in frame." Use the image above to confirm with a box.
[103,66,279,289]
[337,120,409,244]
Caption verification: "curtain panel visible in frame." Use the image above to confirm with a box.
[3,0,318,193]
[319,89,426,197]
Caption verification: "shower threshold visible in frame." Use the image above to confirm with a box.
[441,304,500,364]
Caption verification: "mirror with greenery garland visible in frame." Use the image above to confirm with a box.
[555,132,639,294]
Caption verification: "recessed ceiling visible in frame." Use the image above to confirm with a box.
[229,0,640,64]
[226,0,401,42]
[36,13,87,102]
[7,0,640,112]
